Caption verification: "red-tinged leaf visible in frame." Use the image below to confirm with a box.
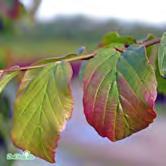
[83,46,157,141]
[11,62,73,163]
[0,0,25,19]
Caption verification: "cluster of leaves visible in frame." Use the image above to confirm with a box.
[0,32,165,163]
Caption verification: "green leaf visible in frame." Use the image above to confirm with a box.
[99,32,136,47]
[146,46,166,94]
[11,62,73,163]
[158,32,166,78]
[0,71,18,93]
[83,46,157,141]
[142,35,166,94]
[36,53,78,65]
[156,58,166,94]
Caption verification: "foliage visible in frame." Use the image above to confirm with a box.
[0,25,166,163]
[11,62,73,163]
[83,46,156,141]
[0,71,18,93]
[158,32,166,78]
[99,32,136,47]
[0,81,17,166]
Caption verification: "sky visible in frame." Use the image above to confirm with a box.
[21,0,166,24]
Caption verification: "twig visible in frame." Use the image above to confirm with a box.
[0,37,161,74]
[142,38,160,47]
[0,52,96,73]
[114,47,124,53]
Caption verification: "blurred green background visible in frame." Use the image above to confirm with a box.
[0,0,166,166]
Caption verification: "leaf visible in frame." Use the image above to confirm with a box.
[142,36,166,94]
[36,53,78,65]
[0,71,18,93]
[99,32,136,47]
[156,58,166,94]
[11,62,73,163]
[158,32,166,78]
[0,0,25,19]
[147,46,166,94]
[83,46,157,141]
[146,46,166,94]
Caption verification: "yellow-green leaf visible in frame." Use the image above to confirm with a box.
[36,53,78,65]
[99,32,136,47]
[11,62,73,163]
[0,71,18,93]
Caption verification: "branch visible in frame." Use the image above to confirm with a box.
[142,38,160,47]
[0,52,96,73]
[0,37,161,74]
[114,47,124,53]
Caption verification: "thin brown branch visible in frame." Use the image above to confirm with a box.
[0,52,96,73]
[142,38,160,47]
[0,37,161,74]
[114,47,124,53]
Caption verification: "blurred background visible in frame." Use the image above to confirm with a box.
[0,0,166,166]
